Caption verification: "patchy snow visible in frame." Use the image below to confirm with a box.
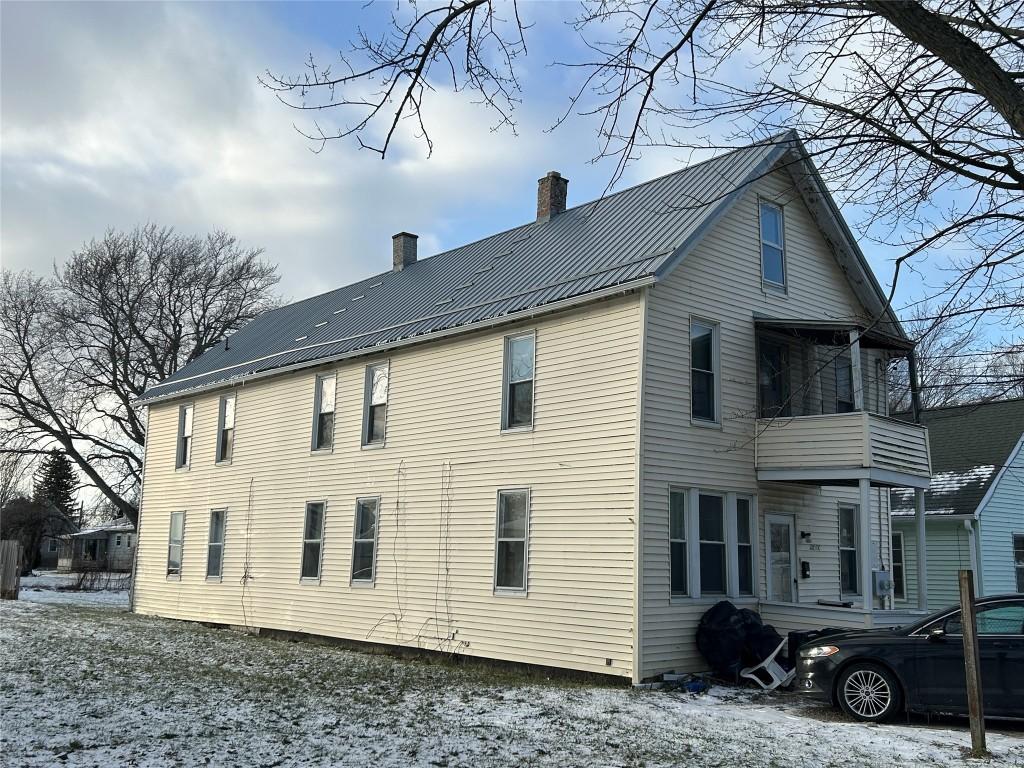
[17,572,130,609]
[1,599,1021,767]
[892,464,997,516]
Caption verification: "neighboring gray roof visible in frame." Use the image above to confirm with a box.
[891,399,1024,517]
[71,516,135,538]
[140,131,898,404]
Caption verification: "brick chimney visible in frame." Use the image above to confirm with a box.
[536,171,568,222]
[392,232,418,271]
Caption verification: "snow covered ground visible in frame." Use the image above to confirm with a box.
[1,588,1021,767]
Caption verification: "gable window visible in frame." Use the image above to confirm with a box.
[736,497,754,595]
[759,201,786,288]
[669,489,687,596]
[494,489,529,592]
[167,511,185,577]
[312,374,336,451]
[216,394,236,463]
[891,532,906,600]
[207,509,226,579]
[503,333,535,430]
[835,353,855,413]
[690,319,718,423]
[758,338,791,418]
[351,497,379,583]
[1014,534,1024,592]
[300,502,326,581]
[363,364,389,445]
[176,404,194,469]
[839,504,860,595]
[699,493,727,594]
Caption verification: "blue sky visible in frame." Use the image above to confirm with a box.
[1,1,925,310]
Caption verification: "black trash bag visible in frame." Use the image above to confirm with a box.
[696,600,747,682]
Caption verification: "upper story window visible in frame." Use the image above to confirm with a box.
[759,201,786,288]
[216,394,236,463]
[312,374,336,451]
[758,337,791,418]
[690,319,718,423]
[835,353,855,413]
[363,364,389,445]
[494,489,529,592]
[351,497,379,583]
[175,405,194,469]
[503,333,535,430]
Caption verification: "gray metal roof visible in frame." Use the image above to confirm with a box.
[140,133,806,403]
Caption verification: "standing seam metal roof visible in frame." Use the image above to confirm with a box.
[141,136,789,403]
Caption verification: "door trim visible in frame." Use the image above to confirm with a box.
[765,513,798,604]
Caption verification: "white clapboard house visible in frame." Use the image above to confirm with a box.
[134,132,933,682]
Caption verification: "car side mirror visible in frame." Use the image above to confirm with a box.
[927,627,946,642]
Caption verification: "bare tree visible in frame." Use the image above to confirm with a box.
[0,433,34,510]
[263,0,1023,393]
[0,226,280,524]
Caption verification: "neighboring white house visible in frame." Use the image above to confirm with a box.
[133,132,932,682]
[891,399,1024,609]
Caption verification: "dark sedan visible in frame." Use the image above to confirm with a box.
[796,594,1024,722]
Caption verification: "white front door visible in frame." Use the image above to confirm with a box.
[766,514,797,603]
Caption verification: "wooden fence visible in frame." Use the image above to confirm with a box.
[0,539,23,599]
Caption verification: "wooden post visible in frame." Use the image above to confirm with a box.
[0,540,23,600]
[959,569,987,756]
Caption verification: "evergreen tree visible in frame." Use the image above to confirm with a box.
[34,449,77,519]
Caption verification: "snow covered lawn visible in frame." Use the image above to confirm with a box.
[1,590,1021,767]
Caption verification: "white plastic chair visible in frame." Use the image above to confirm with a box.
[740,638,796,690]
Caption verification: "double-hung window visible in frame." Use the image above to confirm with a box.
[736,497,754,596]
[351,497,379,583]
[759,201,786,288]
[301,502,326,580]
[891,532,906,600]
[1014,534,1024,592]
[207,509,226,579]
[839,504,860,595]
[669,489,688,596]
[690,319,718,423]
[115,534,123,547]
[48,539,58,553]
[312,374,336,451]
[176,405,194,469]
[494,490,529,592]
[363,364,389,445]
[503,333,535,430]
[216,394,236,463]
[698,494,726,594]
[167,511,185,577]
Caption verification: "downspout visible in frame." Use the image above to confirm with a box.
[908,349,928,611]
[631,289,649,685]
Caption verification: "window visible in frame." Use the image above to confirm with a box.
[300,502,326,580]
[758,338,791,418]
[176,404,194,469]
[944,601,1024,636]
[48,538,58,553]
[167,511,184,577]
[839,504,859,595]
[312,374,336,451]
[217,394,236,463]
[494,490,529,591]
[115,534,122,547]
[127,535,132,548]
[736,497,754,595]
[351,498,379,583]
[698,494,727,594]
[669,490,687,596]
[891,532,906,600]
[1014,534,1024,593]
[690,319,718,423]
[759,201,786,287]
[503,334,535,430]
[363,364,389,445]
[207,509,226,579]
[835,353,855,413]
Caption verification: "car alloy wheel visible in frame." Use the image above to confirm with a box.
[837,663,901,722]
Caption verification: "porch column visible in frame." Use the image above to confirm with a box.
[858,478,873,611]
[915,489,928,610]
[849,330,864,410]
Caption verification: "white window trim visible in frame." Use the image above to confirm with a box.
[48,538,58,553]
[500,331,537,433]
[696,490,728,597]
[350,496,381,586]
[206,508,227,582]
[361,362,390,448]
[300,500,327,584]
[175,403,195,470]
[689,317,721,427]
[891,530,906,601]
[730,494,757,598]
[216,393,237,465]
[493,488,530,595]
[758,199,787,291]
[1013,533,1024,592]
[839,503,861,597]
[167,511,185,580]
[311,373,337,453]
[668,486,688,598]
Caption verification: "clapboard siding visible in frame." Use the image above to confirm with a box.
[135,294,642,678]
[979,436,1024,594]
[638,164,892,678]
[892,519,974,608]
